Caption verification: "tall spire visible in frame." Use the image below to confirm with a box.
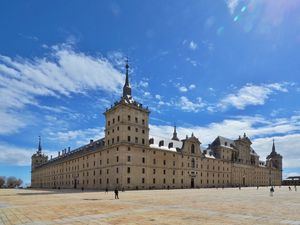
[37,136,42,153]
[171,125,179,141]
[123,58,132,98]
[272,139,276,153]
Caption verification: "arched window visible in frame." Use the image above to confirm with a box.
[191,144,195,154]
[191,158,195,168]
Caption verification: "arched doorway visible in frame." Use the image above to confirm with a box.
[191,178,195,188]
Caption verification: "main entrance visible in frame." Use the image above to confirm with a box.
[191,178,195,188]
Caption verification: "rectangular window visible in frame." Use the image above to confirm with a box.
[118,116,120,121]
[163,170,166,175]
[127,177,130,184]
[135,137,138,143]
[128,136,131,142]
[153,169,156,174]
[142,119,145,125]
[128,156,131,162]
[128,115,131,121]
[142,139,145,144]
[127,167,131,173]
[153,178,155,184]
[142,168,145,174]
[135,128,138,132]
[142,157,145,163]
[142,178,145,183]
[135,117,138,123]
[116,156,119,162]
[153,159,156,164]
[128,126,131,131]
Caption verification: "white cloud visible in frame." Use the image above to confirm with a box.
[189,41,198,50]
[177,96,206,112]
[155,94,162,100]
[0,44,124,135]
[138,81,149,88]
[189,84,196,90]
[179,86,188,92]
[144,91,151,97]
[226,0,240,15]
[48,127,104,147]
[219,83,289,110]
[0,143,33,166]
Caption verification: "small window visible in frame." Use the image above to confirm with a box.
[128,156,131,162]
[135,117,138,123]
[128,136,131,142]
[128,126,131,131]
[191,144,195,154]
[118,115,120,121]
[128,115,131,121]
[142,157,145,163]
[127,167,131,173]
[142,119,145,125]
[127,177,130,184]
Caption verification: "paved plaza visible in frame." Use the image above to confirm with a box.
[0,187,299,225]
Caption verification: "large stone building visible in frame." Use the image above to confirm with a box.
[31,63,282,189]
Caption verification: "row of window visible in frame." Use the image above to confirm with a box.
[107,115,146,126]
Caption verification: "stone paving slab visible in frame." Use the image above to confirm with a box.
[0,187,299,225]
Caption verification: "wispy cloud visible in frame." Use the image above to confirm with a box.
[0,44,124,135]
[176,96,205,112]
[226,0,239,15]
[189,41,198,50]
[48,127,104,147]
[218,83,289,110]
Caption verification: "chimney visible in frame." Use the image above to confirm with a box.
[58,151,60,156]
[159,140,164,147]
[90,139,93,144]
[168,142,173,149]
[149,138,154,145]
[68,147,70,153]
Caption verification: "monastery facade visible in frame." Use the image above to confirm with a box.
[31,63,282,190]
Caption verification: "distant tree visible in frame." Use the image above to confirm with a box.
[0,176,5,188]
[16,179,23,187]
[6,176,18,188]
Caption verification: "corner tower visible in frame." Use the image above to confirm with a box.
[266,139,282,170]
[104,61,150,147]
[31,136,48,170]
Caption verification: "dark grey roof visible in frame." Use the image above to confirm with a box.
[211,136,235,148]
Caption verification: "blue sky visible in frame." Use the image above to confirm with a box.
[0,0,300,186]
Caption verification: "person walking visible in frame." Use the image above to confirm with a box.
[105,187,108,194]
[114,187,119,199]
[270,186,274,197]
[289,186,292,191]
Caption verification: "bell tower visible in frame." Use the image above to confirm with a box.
[104,61,150,147]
